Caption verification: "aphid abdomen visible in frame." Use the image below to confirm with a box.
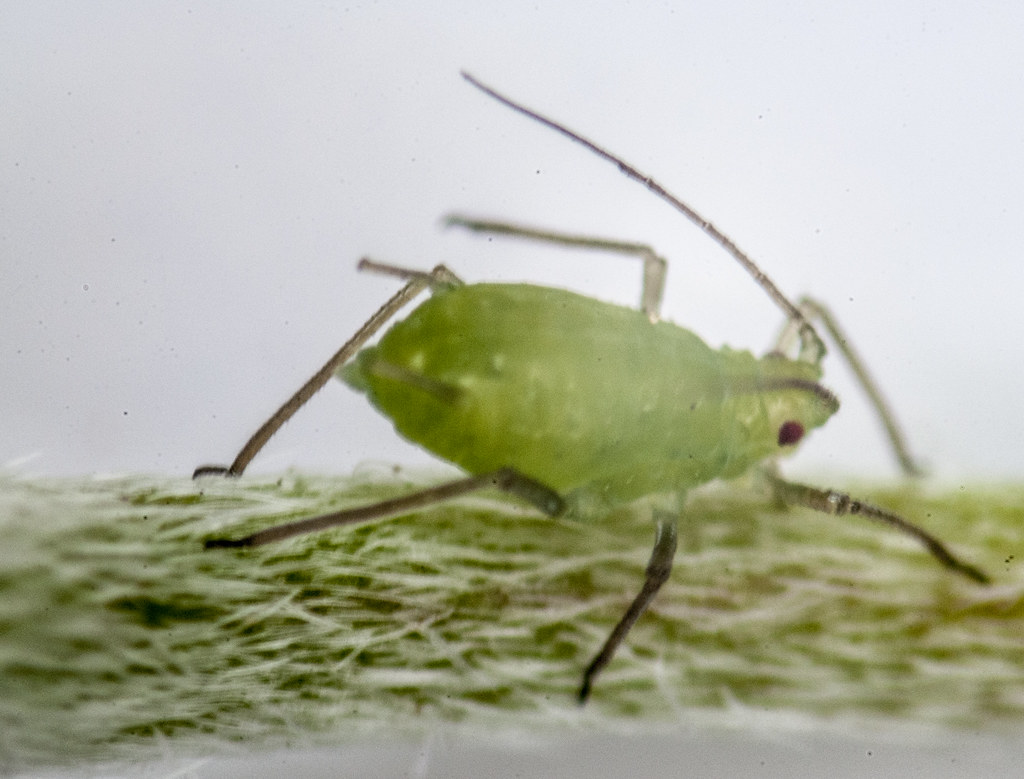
[343,283,750,505]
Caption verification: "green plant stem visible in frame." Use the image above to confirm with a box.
[0,470,1020,772]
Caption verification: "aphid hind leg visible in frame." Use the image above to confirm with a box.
[773,297,922,477]
[578,513,678,703]
[204,466,564,548]
[193,262,461,479]
[445,215,667,321]
[762,468,989,585]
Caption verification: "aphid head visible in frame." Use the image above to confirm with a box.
[719,355,839,480]
[760,374,839,452]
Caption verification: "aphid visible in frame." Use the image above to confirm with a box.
[197,73,989,703]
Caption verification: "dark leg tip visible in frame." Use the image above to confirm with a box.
[961,563,991,586]
[577,678,592,706]
[193,464,233,479]
[204,537,251,549]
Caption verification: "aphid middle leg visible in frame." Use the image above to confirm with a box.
[773,297,922,476]
[578,513,678,703]
[762,468,989,584]
[445,215,667,321]
[193,263,461,479]
[203,466,564,548]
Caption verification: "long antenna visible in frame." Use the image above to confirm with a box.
[460,71,825,363]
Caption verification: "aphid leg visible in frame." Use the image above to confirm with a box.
[192,262,462,479]
[363,356,464,404]
[773,297,923,477]
[762,468,989,585]
[445,215,666,321]
[356,258,463,290]
[461,72,827,361]
[578,513,678,703]
[204,466,564,548]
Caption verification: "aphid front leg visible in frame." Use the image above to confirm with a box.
[192,262,462,479]
[204,466,564,548]
[579,512,678,703]
[762,468,989,584]
[773,297,922,476]
[445,215,667,321]
[355,258,463,288]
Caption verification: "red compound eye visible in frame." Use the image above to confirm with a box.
[777,420,805,446]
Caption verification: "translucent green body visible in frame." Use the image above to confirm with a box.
[343,284,837,512]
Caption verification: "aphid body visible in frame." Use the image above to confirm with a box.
[345,282,835,515]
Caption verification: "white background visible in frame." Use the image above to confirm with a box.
[4,4,1023,483]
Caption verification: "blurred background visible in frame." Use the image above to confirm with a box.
[4,2,1023,482]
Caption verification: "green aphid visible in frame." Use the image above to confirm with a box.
[345,283,834,510]
[197,73,989,704]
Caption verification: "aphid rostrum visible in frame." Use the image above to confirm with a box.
[198,73,989,703]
